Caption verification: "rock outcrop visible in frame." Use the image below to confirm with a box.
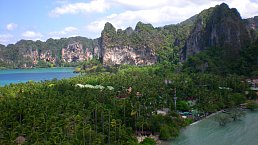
[244,16,258,41]
[62,42,85,63]
[102,46,156,65]
[245,16,258,30]
[181,3,251,61]
[59,42,100,63]
[99,22,158,66]
[21,49,38,65]
[40,50,56,64]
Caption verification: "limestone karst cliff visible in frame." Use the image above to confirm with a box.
[99,22,158,66]
[181,3,251,61]
[0,37,99,68]
[99,3,256,66]
[0,3,257,69]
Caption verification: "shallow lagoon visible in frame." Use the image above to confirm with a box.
[0,68,77,86]
[165,111,258,145]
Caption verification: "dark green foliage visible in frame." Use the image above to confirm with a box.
[159,125,179,140]
[35,60,52,68]
[182,3,252,72]
[238,39,258,76]
[177,101,190,112]
[246,101,258,111]
[140,137,156,145]
[76,59,119,74]
[183,39,258,76]
[0,63,251,144]
[102,21,165,49]
[228,93,246,106]
[247,91,258,100]
[214,108,245,126]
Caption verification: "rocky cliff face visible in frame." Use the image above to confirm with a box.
[21,48,57,67]
[62,42,84,63]
[14,42,96,67]
[0,3,257,68]
[245,16,258,30]
[181,3,251,61]
[99,3,254,65]
[102,46,156,65]
[99,3,256,65]
[40,50,56,64]
[244,16,258,41]
[99,22,159,66]
[22,49,39,65]
[0,37,99,68]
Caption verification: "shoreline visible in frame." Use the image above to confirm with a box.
[190,110,222,126]
[159,110,224,145]
[137,110,223,144]
[0,66,75,71]
[0,67,77,87]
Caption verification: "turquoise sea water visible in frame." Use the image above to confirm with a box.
[165,111,258,145]
[0,68,77,86]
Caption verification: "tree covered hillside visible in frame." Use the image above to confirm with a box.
[0,37,98,68]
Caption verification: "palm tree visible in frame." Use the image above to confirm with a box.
[108,110,111,145]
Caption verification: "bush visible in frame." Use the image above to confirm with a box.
[246,101,258,111]
[140,137,156,145]
[214,113,231,126]
[159,125,179,140]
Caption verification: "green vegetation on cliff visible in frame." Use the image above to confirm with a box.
[1,3,257,72]
[183,39,258,76]
[0,37,98,68]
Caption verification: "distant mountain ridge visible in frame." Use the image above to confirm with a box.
[98,3,257,66]
[0,3,257,70]
[0,37,99,68]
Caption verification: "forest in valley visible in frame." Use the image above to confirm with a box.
[1,63,257,144]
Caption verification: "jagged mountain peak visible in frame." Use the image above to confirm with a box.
[135,21,155,32]
[1,3,257,69]
[103,22,115,30]
[125,27,134,36]
[181,2,250,61]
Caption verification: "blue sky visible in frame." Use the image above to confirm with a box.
[0,0,258,45]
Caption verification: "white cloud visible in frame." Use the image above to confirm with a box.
[112,0,170,10]
[49,0,110,17]
[86,20,108,33]
[49,26,78,38]
[64,26,78,33]
[86,2,217,33]
[22,31,43,40]
[112,0,221,10]
[55,0,68,4]
[86,0,258,38]
[6,23,18,31]
[0,34,13,44]
[112,0,258,19]
[228,0,258,18]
